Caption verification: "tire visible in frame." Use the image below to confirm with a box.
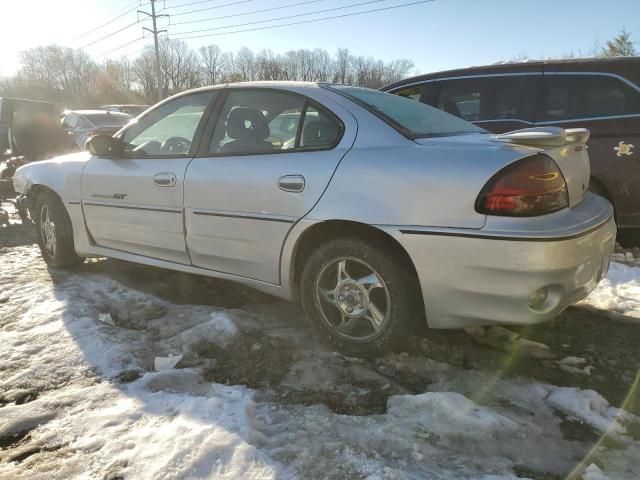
[300,237,418,357]
[34,190,84,268]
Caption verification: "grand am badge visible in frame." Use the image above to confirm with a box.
[614,140,634,157]
[91,193,128,200]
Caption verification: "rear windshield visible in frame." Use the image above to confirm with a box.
[85,113,131,127]
[327,85,485,138]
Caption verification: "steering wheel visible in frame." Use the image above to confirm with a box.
[160,136,192,155]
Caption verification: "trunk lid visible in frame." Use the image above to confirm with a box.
[491,127,591,207]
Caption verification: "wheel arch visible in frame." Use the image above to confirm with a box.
[288,219,423,307]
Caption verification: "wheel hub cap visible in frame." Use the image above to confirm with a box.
[335,280,368,316]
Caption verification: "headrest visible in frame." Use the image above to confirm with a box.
[226,108,269,140]
[302,120,338,147]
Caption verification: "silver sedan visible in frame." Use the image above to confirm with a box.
[14,82,616,356]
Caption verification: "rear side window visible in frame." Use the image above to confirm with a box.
[436,76,529,122]
[209,90,342,155]
[538,74,640,121]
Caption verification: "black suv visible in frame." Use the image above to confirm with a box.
[382,57,640,233]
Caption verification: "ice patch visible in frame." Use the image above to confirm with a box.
[387,391,520,436]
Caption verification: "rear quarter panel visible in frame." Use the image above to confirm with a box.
[307,135,537,229]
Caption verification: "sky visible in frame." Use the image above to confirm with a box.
[0,0,638,78]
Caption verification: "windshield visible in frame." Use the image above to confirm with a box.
[84,113,131,127]
[327,85,486,138]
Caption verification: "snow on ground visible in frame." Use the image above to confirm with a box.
[580,257,640,319]
[1,245,640,479]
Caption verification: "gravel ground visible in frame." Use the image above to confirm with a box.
[1,198,640,479]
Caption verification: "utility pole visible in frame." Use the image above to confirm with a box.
[138,0,168,102]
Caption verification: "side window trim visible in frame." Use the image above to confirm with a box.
[196,88,345,158]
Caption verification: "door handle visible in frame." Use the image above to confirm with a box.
[278,175,305,192]
[153,172,177,187]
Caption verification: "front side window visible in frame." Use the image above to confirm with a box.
[209,90,341,155]
[122,91,216,157]
[329,85,484,138]
[538,74,640,121]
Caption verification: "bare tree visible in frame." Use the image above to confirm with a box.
[5,43,417,105]
[235,47,256,81]
[199,45,225,86]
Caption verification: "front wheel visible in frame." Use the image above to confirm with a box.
[34,191,84,268]
[300,237,418,357]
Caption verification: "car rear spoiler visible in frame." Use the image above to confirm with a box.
[492,127,590,148]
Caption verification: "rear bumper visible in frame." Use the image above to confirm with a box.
[386,193,617,329]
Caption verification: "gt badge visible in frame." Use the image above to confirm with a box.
[614,141,634,157]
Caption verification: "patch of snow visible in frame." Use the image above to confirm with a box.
[154,354,183,371]
[581,262,640,319]
[98,312,115,326]
[582,463,610,480]
[545,387,638,439]
[2,247,640,479]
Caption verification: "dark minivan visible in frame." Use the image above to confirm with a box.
[382,57,640,233]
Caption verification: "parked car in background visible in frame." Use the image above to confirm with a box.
[382,57,640,233]
[61,110,132,150]
[99,104,150,116]
[13,82,615,356]
[0,98,66,200]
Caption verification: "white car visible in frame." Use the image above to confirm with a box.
[14,82,616,356]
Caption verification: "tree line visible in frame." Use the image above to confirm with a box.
[0,39,415,107]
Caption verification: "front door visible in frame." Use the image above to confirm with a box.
[81,91,217,264]
[184,88,356,284]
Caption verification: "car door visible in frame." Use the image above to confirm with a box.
[81,91,217,264]
[534,73,640,228]
[184,88,356,284]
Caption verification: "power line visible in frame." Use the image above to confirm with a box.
[70,1,142,42]
[165,0,253,10]
[96,37,145,59]
[173,0,433,40]
[78,20,141,50]
[172,0,395,35]
[172,0,324,26]
[171,0,256,17]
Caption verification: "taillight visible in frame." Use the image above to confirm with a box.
[476,154,568,216]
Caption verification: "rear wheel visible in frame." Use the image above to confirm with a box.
[300,237,417,357]
[34,191,84,268]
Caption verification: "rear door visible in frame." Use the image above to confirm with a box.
[434,75,538,133]
[184,88,356,284]
[81,91,217,264]
[535,73,640,227]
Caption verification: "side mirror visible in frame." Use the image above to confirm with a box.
[85,135,124,157]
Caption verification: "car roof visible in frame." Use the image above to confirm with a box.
[382,56,640,90]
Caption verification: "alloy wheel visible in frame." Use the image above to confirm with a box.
[314,257,391,342]
[40,204,57,257]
